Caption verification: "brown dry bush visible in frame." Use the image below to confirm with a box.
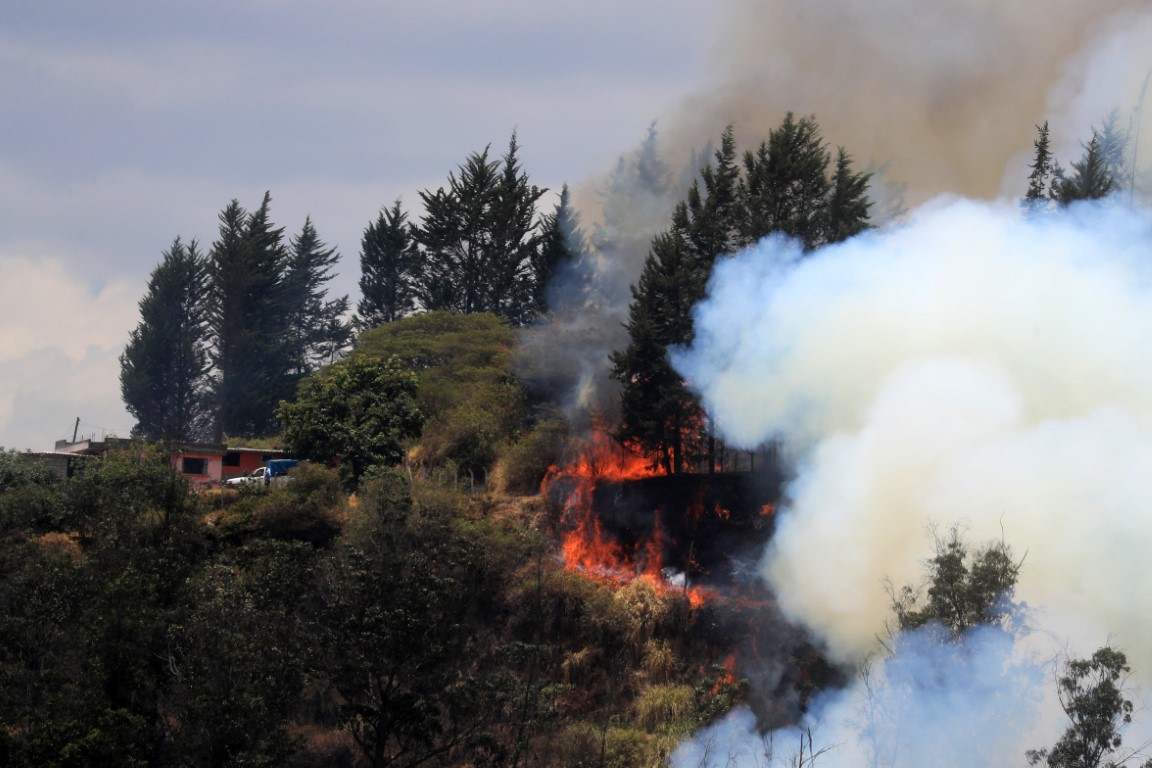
[641,639,679,683]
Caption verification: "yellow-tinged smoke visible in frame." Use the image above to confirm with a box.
[666,0,1152,204]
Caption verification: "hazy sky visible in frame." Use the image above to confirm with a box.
[3,0,1150,451]
[0,0,715,449]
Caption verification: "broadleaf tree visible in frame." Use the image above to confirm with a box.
[1027,647,1151,768]
[277,355,425,486]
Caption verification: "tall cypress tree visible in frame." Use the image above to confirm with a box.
[740,113,834,249]
[1022,122,1057,216]
[356,200,420,329]
[487,133,546,325]
[1095,109,1130,190]
[415,133,546,325]
[825,147,874,243]
[532,184,586,315]
[685,125,742,275]
[1056,133,1116,204]
[208,192,292,439]
[612,115,872,472]
[120,237,212,442]
[609,226,701,474]
[416,146,501,316]
[283,216,350,377]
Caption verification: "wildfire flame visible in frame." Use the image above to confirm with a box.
[542,428,718,606]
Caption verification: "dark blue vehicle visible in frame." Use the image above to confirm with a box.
[264,459,300,486]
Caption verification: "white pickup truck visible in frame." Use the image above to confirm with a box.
[225,466,269,487]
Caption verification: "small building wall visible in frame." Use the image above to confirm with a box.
[173,451,224,486]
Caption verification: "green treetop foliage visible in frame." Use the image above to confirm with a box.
[609,227,704,474]
[353,311,524,475]
[612,114,872,472]
[120,237,213,443]
[1022,116,1129,210]
[1095,109,1132,191]
[1028,647,1152,768]
[887,525,1023,641]
[591,122,672,256]
[415,133,547,326]
[208,192,295,440]
[277,355,424,486]
[125,193,349,443]
[1023,122,1058,216]
[282,216,351,378]
[739,113,872,250]
[532,184,587,316]
[1057,133,1118,205]
[357,199,421,329]
[313,468,510,767]
[827,147,875,242]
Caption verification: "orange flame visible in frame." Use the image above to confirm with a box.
[543,427,717,607]
[710,652,738,694]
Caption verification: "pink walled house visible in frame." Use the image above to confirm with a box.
[54,438,287,487]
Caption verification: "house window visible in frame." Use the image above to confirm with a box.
[182,457,208,475]
[223,452,241,467]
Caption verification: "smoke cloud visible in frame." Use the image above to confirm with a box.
[674,197,1152,657]
[670,196,1152,761]
[547,1,1152,762]
[672,623,1048,768]
[670,0,1152,204]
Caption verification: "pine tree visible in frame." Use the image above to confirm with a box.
[612,115,872,472]
[685,124,742,275]
[1023,122,1056,216]
[590,123,672,271]
[1095,109,1131,190]
[609,226,702,474]
[208,192,292,440]
[826,147,874,242]
[532,184,586,315]
[120,237,212,442]
[416,146,499,315]
[283,216,350,377]
[487,133,546,325]
[356,200,420,329]
[415,133,546,325]
[740,113,833,250]
[1056,133,1116,204]
[634,121,669,199]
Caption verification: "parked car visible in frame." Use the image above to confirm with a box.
[225,466,269,487]
[265,459,300,487]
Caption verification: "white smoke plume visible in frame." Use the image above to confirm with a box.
[670,197,1152,764]
[672,624,1049,768]
[539,1,1152,763]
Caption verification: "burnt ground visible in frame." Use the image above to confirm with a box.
[547,464,850,730]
